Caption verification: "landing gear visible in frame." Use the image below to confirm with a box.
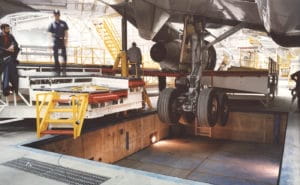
[204,40,216,70]
[182,112,195,124]
[157,88,180,124]
[158,76,166,92]
[218,92,229,126]
[196,88,219,127]
[156,17,243,128]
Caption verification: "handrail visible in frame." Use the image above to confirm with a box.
[36,92,88,139]
[94,17,121,60]
[75,94,89,137]
[36,92,56,138]
[103,17,121,49]
[19,46,109,65]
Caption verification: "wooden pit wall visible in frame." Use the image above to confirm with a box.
[39,114,169,163]
[187,112,288,144]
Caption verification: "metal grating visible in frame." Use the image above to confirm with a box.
[2,157,109,185]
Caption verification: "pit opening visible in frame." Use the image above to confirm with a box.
[26,109,288,185]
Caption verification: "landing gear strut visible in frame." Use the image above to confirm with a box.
[157,17,243,126]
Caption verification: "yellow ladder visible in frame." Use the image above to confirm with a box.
[36,92,89,139]
[94,17,121,60]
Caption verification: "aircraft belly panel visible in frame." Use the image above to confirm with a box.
[0,0,36,18]
[133,0,170,40]
[257,0,300,36]
[145,0,262,25]
[268,0,300,35]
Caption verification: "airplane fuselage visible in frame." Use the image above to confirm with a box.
[131,0,300,47]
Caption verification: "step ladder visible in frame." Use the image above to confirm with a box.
[36,92,89,139]
[94,17,121,60]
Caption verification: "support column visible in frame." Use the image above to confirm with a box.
[121,1,128,51]
[120,1,128,77]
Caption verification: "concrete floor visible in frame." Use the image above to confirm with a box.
[279,112,300,185]
[0,120,207,185]
[116,137,282,185]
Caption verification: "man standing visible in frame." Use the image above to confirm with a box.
[0,24,19,96]
[0,24,19,60]
[291,70,300,89]
[290,70,300,110]
[127,42,142,78]
[48,9,69,76]
[291,70,300,98]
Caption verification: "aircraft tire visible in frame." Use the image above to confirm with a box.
[157,88,180,124]
[218,92,229,126]
[197,88,219,127]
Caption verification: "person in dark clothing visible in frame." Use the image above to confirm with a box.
[2,57,19,96]
[291,70,300,97]
[291,70,300,90]
[48,9,69,76]
[127,42,142,78]
[290,70,300,110]
[0,24,19,60]
[0,23,20,96]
